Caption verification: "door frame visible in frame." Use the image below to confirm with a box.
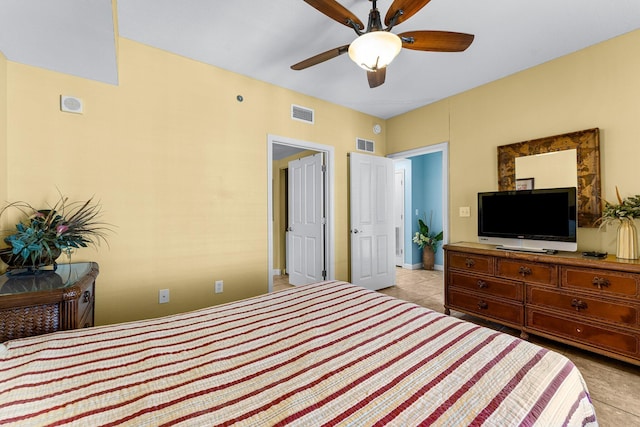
[393,159,412,269]
[267,134,335,292]
[387,142,450,264]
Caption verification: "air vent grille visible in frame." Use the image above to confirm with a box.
[356,138,375,153]
[291,104,314,124]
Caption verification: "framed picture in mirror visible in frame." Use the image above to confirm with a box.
[516,178,535,190]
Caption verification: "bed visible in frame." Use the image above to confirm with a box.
[0,280,597,426]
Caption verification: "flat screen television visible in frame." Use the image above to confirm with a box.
[477,187,577,253]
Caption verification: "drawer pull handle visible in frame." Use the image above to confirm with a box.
[465,258,475,268]
[591,277,610,289]
[571,298,588,311]
[477,301,488,310]
[477,280,488,289]
[518,266,532,277]
[83,290,91,303]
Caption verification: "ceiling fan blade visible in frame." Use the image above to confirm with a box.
[303,0,364,30]
[385,0,432,27]
[291,45,350,70]
[398,30,474,52]
[367,68,386,88]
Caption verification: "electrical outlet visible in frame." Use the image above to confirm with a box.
[159,289,170,304]
[215,280,223,294]
[459,206,471,217]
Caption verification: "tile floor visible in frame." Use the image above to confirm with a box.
[273,268,640,426]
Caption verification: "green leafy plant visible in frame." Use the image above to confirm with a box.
[0,194,111,268]
[412,213,443,253]
[598,187,640,228]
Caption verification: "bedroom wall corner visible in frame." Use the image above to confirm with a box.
[386,100,450,153]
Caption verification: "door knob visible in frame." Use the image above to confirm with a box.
[287,227,293,231]
[352,229,360,234]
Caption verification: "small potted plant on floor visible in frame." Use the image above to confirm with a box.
[412,214,443,270]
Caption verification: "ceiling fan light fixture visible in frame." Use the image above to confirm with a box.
[348,31,402,71]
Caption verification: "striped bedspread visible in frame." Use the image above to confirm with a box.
[0,281,597,426]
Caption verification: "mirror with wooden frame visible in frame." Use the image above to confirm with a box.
[497,128,601,227]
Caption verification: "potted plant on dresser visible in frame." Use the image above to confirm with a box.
[412,215,443,270]
[598,187,640,259]
[0,194,111,273]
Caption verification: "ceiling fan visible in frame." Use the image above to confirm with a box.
[291,0,474,88]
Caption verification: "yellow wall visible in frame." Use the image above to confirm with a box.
[0,51,7,211]
[6,28,639,325]
[388,29,640,254]
[4,38,385,325]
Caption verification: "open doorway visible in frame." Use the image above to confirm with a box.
[388,142,449,270]
[272,146,316,280]
[267,135,335,292]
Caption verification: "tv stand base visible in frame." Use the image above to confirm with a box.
[496,245,558,255]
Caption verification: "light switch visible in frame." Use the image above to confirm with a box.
[459,206,471,217]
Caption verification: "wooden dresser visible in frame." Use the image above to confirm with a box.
[444,242,640,365]
[0,262,98,342]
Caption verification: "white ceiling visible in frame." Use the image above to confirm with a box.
[1,0,640,119]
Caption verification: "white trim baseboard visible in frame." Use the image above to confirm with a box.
[401,263,444,271]
[403,263,422,270]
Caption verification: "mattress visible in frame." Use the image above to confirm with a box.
[0,281,597,426]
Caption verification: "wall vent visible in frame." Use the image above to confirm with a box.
[291,104,314,124]
[356,137,375,153]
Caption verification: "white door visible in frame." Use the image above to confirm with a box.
[350,152,395,290]
[394,170,405,267]
[287,153,325,286]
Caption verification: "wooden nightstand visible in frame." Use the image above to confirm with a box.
[0,262,99,341]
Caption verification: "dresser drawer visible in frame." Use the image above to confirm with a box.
[447,252,493,274]
[497,259,557,286]
[561,267,639,298]
[527,286,639,327]
[76,281,94,321]
[447,289,523,325]
[448,271,522,301]
[527,309,638,356]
